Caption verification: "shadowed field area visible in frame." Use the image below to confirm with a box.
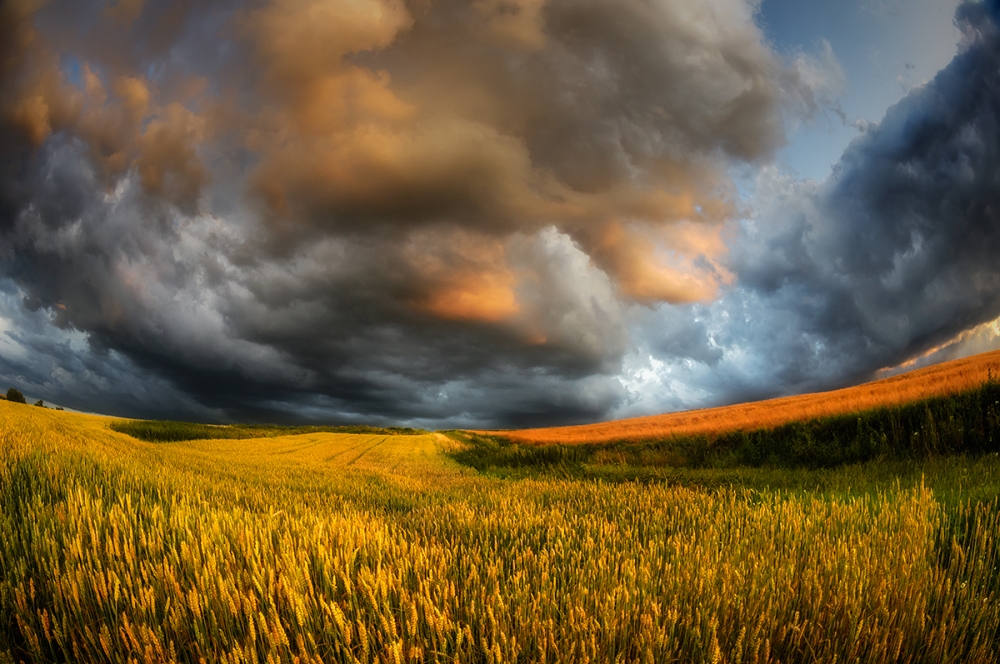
[491,349,1000,445]
[4,383,1000,662]
[108,420,426,443]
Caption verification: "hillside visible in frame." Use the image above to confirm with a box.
[491,348,1000,445]
[4,383,1000,662]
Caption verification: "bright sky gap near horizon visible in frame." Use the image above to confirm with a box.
[2,0,1000,427]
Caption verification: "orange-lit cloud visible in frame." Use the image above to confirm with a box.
[224,0,769,308]
[239,0,414,130]
[1,4,211,209]
[473,0,548,51]
[418,273,521,323]
[404,230,521,323]
[0,0,779,334]
[103,0,145,25]
[134,102,208,213]
[586,221,733,304]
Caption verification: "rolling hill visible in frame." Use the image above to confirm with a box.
[489,348,1000,445]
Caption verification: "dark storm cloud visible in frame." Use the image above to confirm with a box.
[0,278,218,418]
[623,0,1000,417]
[752,0,1000,377]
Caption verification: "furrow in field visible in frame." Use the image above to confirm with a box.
[344,436,388,467]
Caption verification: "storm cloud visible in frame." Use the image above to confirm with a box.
[0,0,998,426]
[623,0,1000,417]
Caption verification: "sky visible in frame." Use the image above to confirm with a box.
[2,0,1000,427]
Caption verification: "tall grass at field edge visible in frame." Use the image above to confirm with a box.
[448,378,1000,478]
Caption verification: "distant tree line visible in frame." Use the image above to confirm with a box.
[2,387,60,409]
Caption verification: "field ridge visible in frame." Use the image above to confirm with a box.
[490,348,1000,445]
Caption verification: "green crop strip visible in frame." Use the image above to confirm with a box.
[110,419,426,442]
[448,378,1000,479]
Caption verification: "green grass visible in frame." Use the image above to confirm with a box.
[447,378,1000,480]
[109,419,426,442]
[446,449,1000,507]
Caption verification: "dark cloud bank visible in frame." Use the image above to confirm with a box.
[0,0,999,427]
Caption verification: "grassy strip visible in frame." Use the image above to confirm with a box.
[449,378,1000,476]
[110,419,425,442]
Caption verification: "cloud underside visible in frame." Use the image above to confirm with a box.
[0,0,998,426]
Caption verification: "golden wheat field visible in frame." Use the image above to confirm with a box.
[493,349,1000,445]
[3,399,1000,663]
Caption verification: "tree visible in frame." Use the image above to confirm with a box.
[34,400,44,408]
[6,388,26,404]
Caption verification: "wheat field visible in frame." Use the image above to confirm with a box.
[492,349,1000,445]
[3,400,1000,663]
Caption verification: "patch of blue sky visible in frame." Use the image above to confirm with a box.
[758,0,962,184]
[60,54,84,89]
